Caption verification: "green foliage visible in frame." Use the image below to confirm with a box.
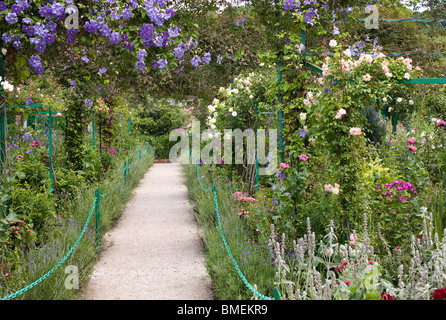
[135,103,187,159]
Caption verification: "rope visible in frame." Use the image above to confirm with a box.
[211,184,274,300]
[191,146,277,299]
[1,197,98,300]
[0,142,153,300]
[195,161,213,193]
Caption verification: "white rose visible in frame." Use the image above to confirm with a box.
[397,98,402,103]
[363,74,371,82]
[329,39,337,47]
[307,91,314,100]
[299,112,307,121]
[365,54,373,63]
[232,111,237,117]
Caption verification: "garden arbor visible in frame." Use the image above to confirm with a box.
[0,0,207,173]
[0,103,58,193]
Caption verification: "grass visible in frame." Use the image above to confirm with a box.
[0,144,154,300]
[181,163,277,300]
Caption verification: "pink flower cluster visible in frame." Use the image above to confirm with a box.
[378,180,418,202]
[233,192,257,203]
[280,162,290,169]
[349,127,362,136]
[31,140,41,147]
[324,183,340,195]
[334,260,348,273]
[407,137,417,151]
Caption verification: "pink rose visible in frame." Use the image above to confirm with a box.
[280,162,290,169]
[300,154,309,162]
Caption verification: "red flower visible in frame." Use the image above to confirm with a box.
[432,287,446,300]
[380,293,396,300]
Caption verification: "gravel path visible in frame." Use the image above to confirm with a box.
[79,163,214,300]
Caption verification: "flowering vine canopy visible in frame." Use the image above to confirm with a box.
[0,0,206,79]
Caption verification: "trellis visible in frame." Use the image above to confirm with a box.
[297,17,446,240]
[0,104,59,194]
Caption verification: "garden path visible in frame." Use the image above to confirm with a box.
[79,162,214,300]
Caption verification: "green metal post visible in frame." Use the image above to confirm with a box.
[95,188,101,250]
[99,121,102,156]
[276,4,284,163]
[92,117,95,150]
[255,101,259,193]
[48,107,53,195]
[129,116,131,133]
[274,288,282,300]
[124,161,127,184]
[0,103,5,173]
[0,46,4,173]
[393,113,398,134]
[128,117,131,154]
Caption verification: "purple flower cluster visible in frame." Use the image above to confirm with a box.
[283,0,332,26]
[202,52,211,64]
[1,0,183,74]
[135,48,147,71]
[28,55,44,74]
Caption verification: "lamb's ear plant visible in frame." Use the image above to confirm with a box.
[264,208,446,300]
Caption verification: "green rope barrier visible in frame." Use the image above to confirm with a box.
[195,162,213,193]
[1,197,98,300]
[211,184,276,300]
[0,142,153,300]
[193,155,279,300]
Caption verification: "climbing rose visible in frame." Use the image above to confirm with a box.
[300,154,309,162]
[280,162,290,169]
[349,127,362,136]
[363,74,371,82]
